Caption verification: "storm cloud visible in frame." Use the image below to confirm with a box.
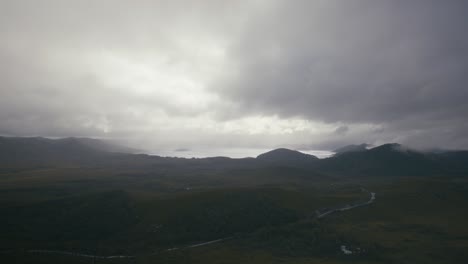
[1,0,467,153]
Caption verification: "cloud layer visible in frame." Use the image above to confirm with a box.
[1,0,468,152]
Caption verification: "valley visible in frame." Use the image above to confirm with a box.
[1,137,468,263]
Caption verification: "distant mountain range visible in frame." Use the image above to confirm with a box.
[1,136,467,177]
[0,136,139,167]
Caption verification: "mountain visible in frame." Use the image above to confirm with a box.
[333,144,369,155]
[318,143,448,176]
[435,150,468,174]
[1,137,467,177]
[256,148,318,167]
[59,137,141,154]
[0,136,134,167]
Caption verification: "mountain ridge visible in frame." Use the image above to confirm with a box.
[1,136,468,177]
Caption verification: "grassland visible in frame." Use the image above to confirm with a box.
[1,164,468,263]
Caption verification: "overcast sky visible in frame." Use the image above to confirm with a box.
[1,0,468,153]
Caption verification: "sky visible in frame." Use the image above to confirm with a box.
[1,0,468,156]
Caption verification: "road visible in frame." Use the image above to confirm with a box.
[316,188,376,218]
[27,249,134,259]
[26,237,233,259]
[22,189,376,259]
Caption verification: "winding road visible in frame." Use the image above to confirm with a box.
[158,237,232,254]
[26,237,234,259]
[26,249,135,259]
[316,188,376,218]
[21,189,376,259]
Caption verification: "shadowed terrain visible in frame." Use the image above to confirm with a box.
[1,137,468,263]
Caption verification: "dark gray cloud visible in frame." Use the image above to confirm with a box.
[1,0,467,152]
[210,0,468,149]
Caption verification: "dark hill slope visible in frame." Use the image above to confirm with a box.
[256,148,318,168]
[0,137,126,167]
[436,150,468,174]
[1,137,468,177]
[318,143,449,176]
